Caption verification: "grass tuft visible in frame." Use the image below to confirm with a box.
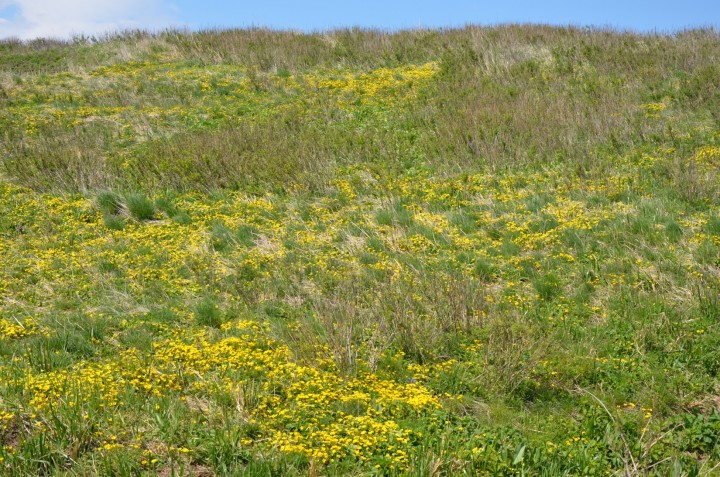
[125,193,155,221]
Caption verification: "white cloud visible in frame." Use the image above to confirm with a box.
[0,0,179,40]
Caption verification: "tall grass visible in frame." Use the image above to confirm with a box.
[2,26,719,192]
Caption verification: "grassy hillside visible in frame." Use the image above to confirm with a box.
[1,26,719,476]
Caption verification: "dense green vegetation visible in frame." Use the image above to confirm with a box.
[1,25,719,476]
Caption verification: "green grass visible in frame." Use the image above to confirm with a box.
[125,193,155,221]
[0,25,720,476]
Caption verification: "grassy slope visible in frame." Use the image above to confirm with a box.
[0,26,719,476]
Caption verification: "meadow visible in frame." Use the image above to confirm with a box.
[0,25,719,475]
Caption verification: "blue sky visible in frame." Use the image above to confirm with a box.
[174,0,720,33]
[1,0,718,40]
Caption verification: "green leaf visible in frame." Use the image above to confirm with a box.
[512,444,526,466]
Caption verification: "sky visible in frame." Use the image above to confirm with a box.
[0,0,718,40]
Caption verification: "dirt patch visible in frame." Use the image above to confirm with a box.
[688,394,720,415]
